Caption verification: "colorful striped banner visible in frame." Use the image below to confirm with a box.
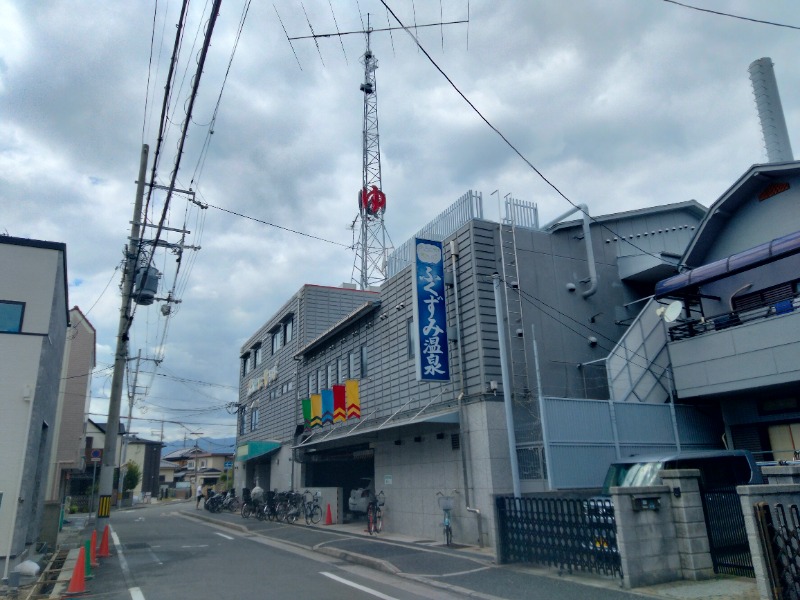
[302,397,311,426]
[321,389,334,424]
[310,393,322,427]
[333,385,346,422]
[345,379,360,419]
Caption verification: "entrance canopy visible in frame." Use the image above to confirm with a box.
[293,407,459,449]
[236,440,281,462]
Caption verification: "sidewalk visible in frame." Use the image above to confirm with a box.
[182,503,759,600]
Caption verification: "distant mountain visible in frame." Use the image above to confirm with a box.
[161,436,236,457]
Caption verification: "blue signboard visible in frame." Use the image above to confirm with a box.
[224,461,233,469]
[412,238,450,382]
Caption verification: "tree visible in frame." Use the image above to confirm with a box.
[123,460,142,493]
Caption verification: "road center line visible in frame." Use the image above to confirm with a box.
[214,532,234,540]
[320,572,399,600]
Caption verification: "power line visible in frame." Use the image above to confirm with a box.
[203,200,352,248]
[661,0,800,30]
[379,0,683,266]
[88,411,235,428]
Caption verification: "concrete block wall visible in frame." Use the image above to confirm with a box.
[373,425,464,544]
[658,469,714,580]
[737,480,800,600]
[612,485,681,588]
[762,464,800,484]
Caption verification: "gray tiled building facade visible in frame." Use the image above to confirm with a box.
[236,193,711,547]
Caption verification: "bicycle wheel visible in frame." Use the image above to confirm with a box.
[374,507,382,533]
[255,503,266,521]
[286,502,299,524]
[309,504,322,525]
[228,498,240,512]
[367,505,375,535]
[241,503,251,519]
[445,524,452,546]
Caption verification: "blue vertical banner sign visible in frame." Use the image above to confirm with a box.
[412,237,451,382]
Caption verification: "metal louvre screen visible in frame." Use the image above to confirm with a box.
[542,397,721,489]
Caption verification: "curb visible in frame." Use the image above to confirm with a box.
[314,545,400,575]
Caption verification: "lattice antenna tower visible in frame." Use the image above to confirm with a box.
[354,15,389,290]
[282,7,469,290]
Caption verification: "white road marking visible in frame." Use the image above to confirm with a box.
[180,544,209,548]
[111,528,133,583]
[320,572,399,600]
[130,587,146,600]
[214,532,234,540]
[146,547,163,565]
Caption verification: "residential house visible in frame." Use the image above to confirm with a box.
[652,160,800,461]
[124,436,163,500]
[0,236,69,566]
[46,307,95,503]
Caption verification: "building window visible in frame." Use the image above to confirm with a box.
[284,316,294,343]
[349,351,358,378]
[327,363,336,388]
[0,301,24,333]
[360,345,369,376]
[317,369,325,392]
[200,460,207,469]
[239,408,246,435]
[250,404,259,431]
[308,373,316,395]
[252,343,261,368]
[271,327,282,354]
[241,353,250,377]
[338,357,347,383]
[287,379,294,392]
[407,318,416,359]
[188,460,195,469]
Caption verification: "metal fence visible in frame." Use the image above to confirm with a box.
[756,502,800,600]
[496,495,622,578]
[701,486,754,578]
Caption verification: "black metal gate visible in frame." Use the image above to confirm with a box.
[755,502,800,600]
[700,485,754,578]
[496,496,621,578]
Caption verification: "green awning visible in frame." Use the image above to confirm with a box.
[236,440,281,462]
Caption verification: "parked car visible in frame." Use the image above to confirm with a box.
[348,478,375,513]
[599,449,763,495]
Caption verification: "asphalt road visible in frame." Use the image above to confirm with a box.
[88,503,468,600]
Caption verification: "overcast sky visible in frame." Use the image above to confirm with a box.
[2,1,798,445]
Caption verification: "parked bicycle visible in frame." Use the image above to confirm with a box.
[222,489,240,513]
[276,490,304,523]
[437,491,455,546]
[366,490,384,535]
[240,487,266,520]
[301,490,323,525]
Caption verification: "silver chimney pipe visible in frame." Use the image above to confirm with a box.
[748,57,793,163]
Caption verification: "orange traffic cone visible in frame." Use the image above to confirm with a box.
[64,546,87,596]
[97,524,111,558]
[325,503,333,525]
[89,530,100,567]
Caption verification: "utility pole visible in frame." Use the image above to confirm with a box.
[117,349,142,501]
[95,144,149,534]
